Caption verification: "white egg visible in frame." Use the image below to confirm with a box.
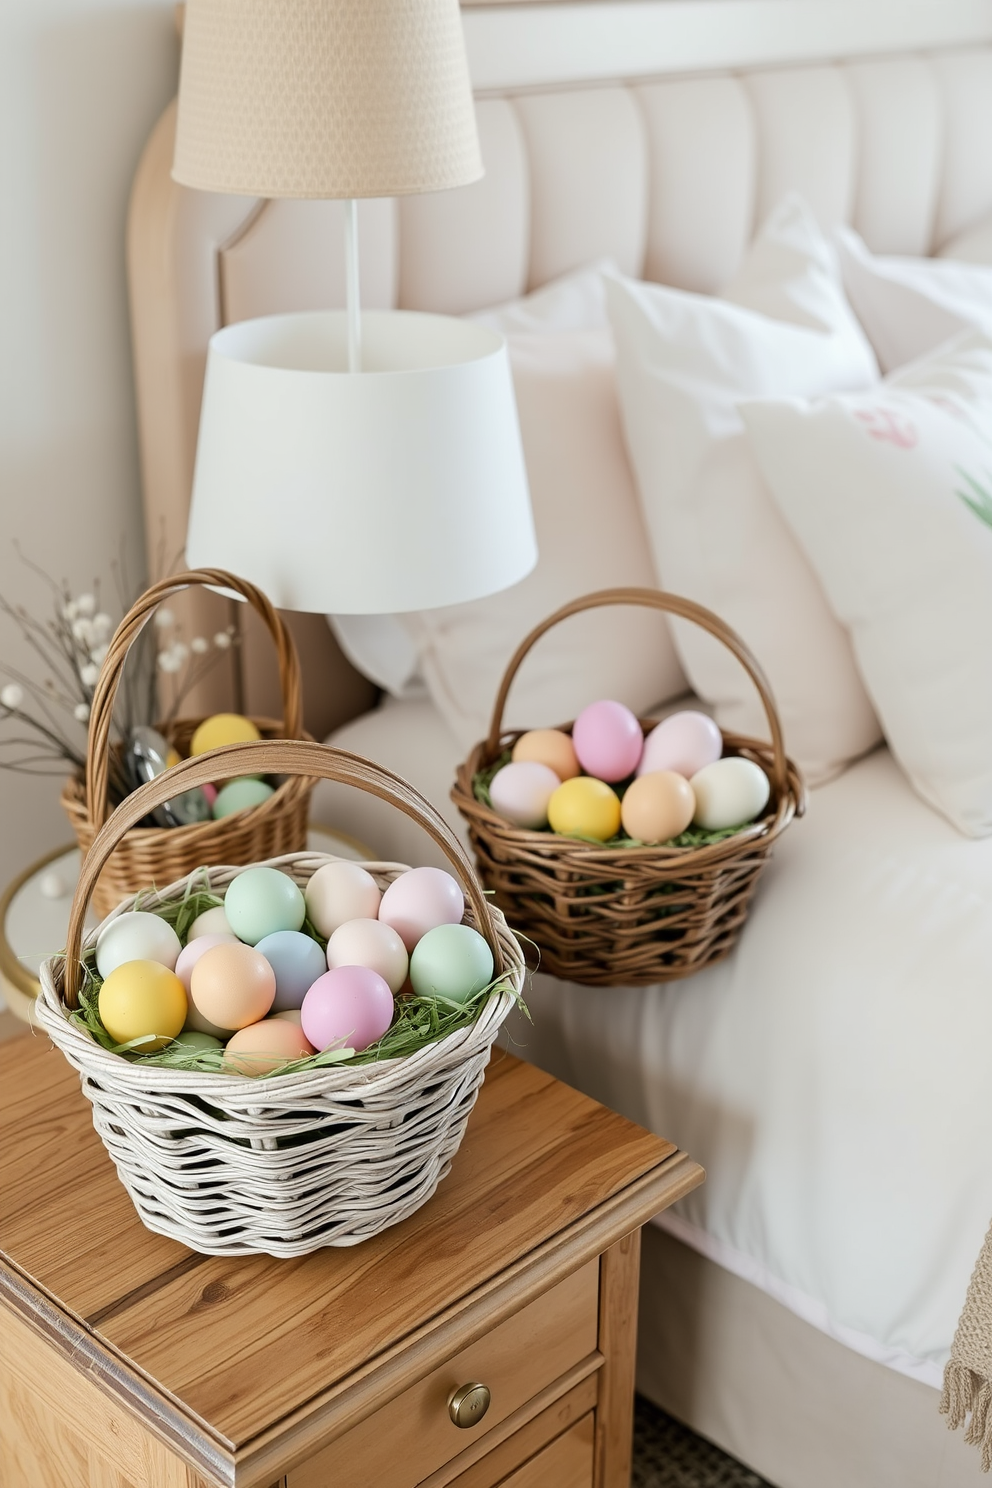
[188,905,234,941]
[489,760,561,828]
[690,757,771,831]
[95,911,182,979]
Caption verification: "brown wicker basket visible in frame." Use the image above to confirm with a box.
[62,568,315,919]
[452,587,807,986]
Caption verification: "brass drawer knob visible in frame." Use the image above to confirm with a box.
[448,1381,492,1429]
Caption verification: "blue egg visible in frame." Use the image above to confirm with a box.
[255,930,327,1012]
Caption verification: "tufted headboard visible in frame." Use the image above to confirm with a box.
[128,0,992,739]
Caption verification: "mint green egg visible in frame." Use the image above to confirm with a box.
[224,865,306,945]
[409,923,495,1004]
[212,777,275,820]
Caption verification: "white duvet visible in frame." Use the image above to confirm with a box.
[315,698,992,1389]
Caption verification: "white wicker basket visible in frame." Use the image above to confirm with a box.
[38,741,525,1257]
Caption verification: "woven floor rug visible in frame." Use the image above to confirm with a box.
[632,1396,776,1488]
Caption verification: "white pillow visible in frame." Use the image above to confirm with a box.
[606,195,882,784]
[836,226,992,373]
[742,332,992,836]
[402,269,687,752]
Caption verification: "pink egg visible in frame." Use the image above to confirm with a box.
[571,700,643,782]
[202,782,218,806]
[637,711,723,779]
[326,918,409,994]
[378,867,465,953]
[174,933,239,993]
[301,966,394,1053]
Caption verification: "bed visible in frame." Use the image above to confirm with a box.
[128,6,992,1484]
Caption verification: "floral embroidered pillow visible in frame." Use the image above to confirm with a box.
[740,332,992,835]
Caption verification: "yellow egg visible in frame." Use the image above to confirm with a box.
[547,776,621,841]
[99,960,187,1051]
[190,713,261,756]
[620,771,696,843]
[512,729,581,781]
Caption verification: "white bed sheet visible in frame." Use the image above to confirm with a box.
[316,697,992,1391]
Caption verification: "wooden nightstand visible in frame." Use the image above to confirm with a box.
[0,1034,702,1488]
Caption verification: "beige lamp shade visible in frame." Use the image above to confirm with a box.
[172,0,484,199]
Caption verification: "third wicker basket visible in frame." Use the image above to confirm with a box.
[452,587,806,986]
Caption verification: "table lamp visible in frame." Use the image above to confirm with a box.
[173,0,536,614]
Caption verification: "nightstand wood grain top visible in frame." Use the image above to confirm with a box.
[0,1035,701,1481]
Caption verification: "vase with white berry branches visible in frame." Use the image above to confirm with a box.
[0,551,236,806]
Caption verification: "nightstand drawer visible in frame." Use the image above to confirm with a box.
[493,1412,594,1488]
[289,1260,599,1488]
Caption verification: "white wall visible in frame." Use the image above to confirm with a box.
[0,0,178,889]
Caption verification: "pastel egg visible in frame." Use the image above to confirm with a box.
[547,776,621,842]
[190,942,276,1031]
[98,960,187,1051]
[690,757,771,830]
[489,760,561,828]
[638,711,723,780]
[409,924,495,1005]
[271,1007,303,1025]
[190,713,260,755]
[378,867,465,953]
[572,700,643,782]
[511,729,580,781]
[326,919,408,994]
[212,777,275,819]
[223,1018,316,1076]
[301,966,394,1053]
[305,861,381,938]
[187,905,234,941]
[224,866,306,944]
[174,933,239,992]
[96,912,182,980]
[620,772,696,843]
[254,930,327,1011]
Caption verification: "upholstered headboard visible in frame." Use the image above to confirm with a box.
[128,0,992,739]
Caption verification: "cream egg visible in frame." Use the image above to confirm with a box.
[305,861,382,939]
[187,905,234,941]
[326,918,409,994]
[489,760,561,828]
[96,912,182,981]
[690,757,770,830]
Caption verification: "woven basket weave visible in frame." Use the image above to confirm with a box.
[61,568,314,920]
[452,587,806,987]
[39,738,523,1257]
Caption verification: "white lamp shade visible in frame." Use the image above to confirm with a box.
[173,0,483,199]
[185,311,536,614]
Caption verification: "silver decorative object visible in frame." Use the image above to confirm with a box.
[125,726,212,828]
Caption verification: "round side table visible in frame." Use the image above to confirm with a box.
[0,824,376,1026]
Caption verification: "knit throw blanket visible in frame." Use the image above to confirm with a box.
[942,1218,992,1470]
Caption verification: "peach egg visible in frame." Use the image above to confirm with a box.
[223,1018,316,1076]
[511,729,580,781]
[620,771,696,843]
[189,942,276,1032]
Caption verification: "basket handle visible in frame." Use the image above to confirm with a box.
[85,569,304,830]
[62,738,504,1007]
[486,587,788,798]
